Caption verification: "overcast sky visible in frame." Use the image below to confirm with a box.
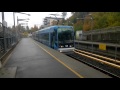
[0,12,72,28]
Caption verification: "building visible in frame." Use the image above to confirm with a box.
[39,17,63,30]
[43,17,63,26]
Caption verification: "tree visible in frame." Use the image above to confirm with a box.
[30,25,38,33]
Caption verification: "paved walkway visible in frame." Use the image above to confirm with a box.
[0,38,111,78]
[0,38,79,78]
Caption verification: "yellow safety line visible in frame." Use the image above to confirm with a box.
[74,51,120,69]
[75,49,120,64]
[32,39,84,78]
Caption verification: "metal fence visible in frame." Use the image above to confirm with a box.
[0,27,21,58]
[80,26,120,44]
[83,26,120,34]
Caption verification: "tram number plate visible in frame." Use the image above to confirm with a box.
[65,45,68,47]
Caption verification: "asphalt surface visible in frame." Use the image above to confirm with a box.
[4,38,79,78]
[1,38,112,78]
[33,39,111,78]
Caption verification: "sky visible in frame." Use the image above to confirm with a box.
[0,12,72,28]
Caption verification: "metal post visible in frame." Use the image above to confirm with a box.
[17,16,18,25]
[13,12,15,29]
[91,32,93,52]
[2,12,6,52]
[13,12,16,43]
[17,16,20,41]
[15,16,18,42]
[89,15,93,53]
[115,45,117,61]
[91,18,93,30]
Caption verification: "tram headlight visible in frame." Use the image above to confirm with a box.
[61,46,64,48]
[60,50,62,52]
[69,45,73,47]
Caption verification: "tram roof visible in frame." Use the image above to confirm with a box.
[38,25,73,31]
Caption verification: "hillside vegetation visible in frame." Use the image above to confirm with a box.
[65,12,120,31]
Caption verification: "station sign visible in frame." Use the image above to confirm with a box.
[99,43,106,50]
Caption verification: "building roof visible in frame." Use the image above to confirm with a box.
[45,17,63,20]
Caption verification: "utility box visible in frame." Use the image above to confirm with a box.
[76,30,86,40]
[99,43,106,50]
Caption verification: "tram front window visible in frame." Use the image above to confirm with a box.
[58,27,74,48]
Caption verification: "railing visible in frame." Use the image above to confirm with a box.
[83,26,120,35]
[0,27,21,59]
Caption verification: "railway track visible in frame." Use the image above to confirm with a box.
[66,49,120,78]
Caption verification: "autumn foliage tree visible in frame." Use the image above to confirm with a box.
[74,20,83,31]
[83,16,92,31]
[66,12,120,31]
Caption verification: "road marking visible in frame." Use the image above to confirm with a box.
[32,39,84,78]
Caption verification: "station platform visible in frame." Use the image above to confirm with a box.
[0,38,111,78]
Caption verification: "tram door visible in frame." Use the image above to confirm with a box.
[50,32,55,49]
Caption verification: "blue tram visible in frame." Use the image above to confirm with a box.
[32,25,75,52]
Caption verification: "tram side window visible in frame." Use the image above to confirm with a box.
[43,33,49,41]
[54,30,57,41]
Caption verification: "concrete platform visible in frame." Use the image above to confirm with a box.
[33,39,111,78]
[0,67,17,78]
[0,38,112,78]
[1,38,78,78]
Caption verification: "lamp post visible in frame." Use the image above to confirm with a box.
[13,12,15,31]
[88,14,94,41]
[13,12,17,43]
[89,14,94,52]
[13,12,30,41]
[17,17,29,25]
[17,16,29,38]
[89,14,93,30]
[13,12,30,23]
[13,12,30,29]
[2,12,7,52]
